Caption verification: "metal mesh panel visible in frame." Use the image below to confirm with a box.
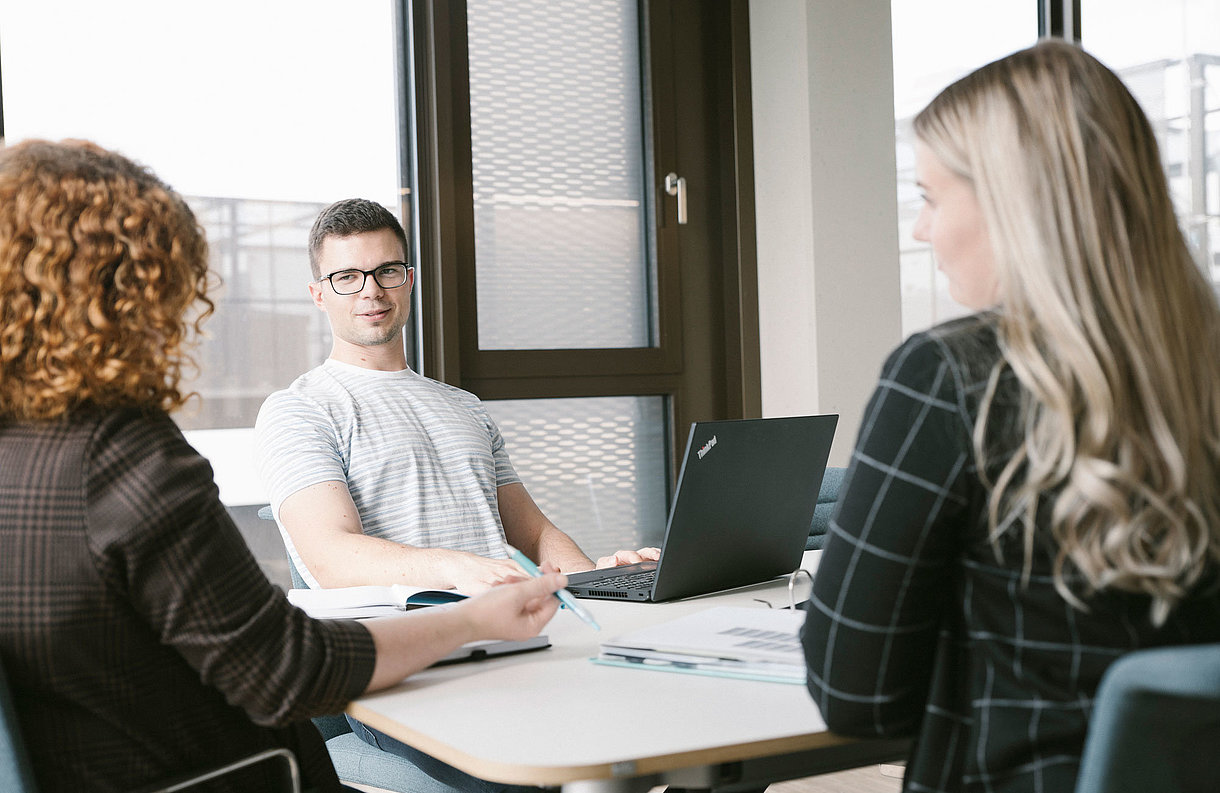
[483,396,668,557]
[467,0,653,350]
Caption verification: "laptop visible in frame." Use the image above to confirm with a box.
[565,414,837,602]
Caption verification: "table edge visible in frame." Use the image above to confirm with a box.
[347,701,872,786]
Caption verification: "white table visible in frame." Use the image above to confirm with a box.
[347,552,907,791]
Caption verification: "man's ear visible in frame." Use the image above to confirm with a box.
[308,280,327,311]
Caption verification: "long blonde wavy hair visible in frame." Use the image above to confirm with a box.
[914,40,1220,623]
[0,139,213,421]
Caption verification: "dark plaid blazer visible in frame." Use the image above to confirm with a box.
[0,407,376,792]
[803,314,1220,793]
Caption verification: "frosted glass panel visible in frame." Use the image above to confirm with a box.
[467,0,653,350]
[484,397,667,557]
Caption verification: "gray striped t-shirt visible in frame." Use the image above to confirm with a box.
[254,359,520,587]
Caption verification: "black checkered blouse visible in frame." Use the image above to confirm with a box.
[802,314,1220,793]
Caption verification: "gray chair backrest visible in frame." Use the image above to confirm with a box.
[1075,642,1220,793]
[0,656,39,793]
[287,555,309,590]
[267,521,349,742]
[807,466,846,550]
[258,506,309,590]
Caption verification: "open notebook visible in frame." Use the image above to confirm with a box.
[287,585,550,664]
[288,584,467,619]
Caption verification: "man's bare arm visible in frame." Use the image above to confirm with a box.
[497,482,596,572]
[278,481,524,593]
[497,482,660,571]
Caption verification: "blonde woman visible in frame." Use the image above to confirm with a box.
[802,40,1220,793]
[0,139,563,793]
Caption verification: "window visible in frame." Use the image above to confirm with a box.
[890,0,1038,337]
[892,1,1220,334]
[1,0,403,506]
[1082,0,1220,287]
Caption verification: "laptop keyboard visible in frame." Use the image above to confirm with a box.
[592,569,657,590]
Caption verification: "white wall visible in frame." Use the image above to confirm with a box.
[749,0,903,467]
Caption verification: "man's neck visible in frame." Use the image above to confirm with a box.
[328,342,409,372]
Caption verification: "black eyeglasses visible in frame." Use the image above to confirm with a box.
[315,262,413,295]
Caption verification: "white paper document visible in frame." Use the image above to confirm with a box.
[595,605,806,684]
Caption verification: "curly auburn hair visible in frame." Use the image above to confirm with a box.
[0,139,214,421]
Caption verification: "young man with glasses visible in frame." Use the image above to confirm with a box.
[255,198,657,598]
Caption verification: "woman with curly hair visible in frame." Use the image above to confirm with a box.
[803,41,1220,792]
[0,139,563,792]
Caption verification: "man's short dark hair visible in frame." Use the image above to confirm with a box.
[308,198,409,279]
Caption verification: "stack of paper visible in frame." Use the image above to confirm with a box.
[595,605,806,684]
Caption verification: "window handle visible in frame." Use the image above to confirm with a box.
[664,172,688,225]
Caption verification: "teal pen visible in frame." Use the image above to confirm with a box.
[504,544,601,631]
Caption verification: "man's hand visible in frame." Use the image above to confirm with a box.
[437,550,530,594]
[594,547,662,569]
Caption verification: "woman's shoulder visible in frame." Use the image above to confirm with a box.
[873,314,1010,431]
[30,406,178,452]
[914,311,999,356]
[85,406,184,447]
[885,313,999,381]
[79,407,207,485]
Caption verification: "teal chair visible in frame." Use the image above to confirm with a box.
[0,656,36,793]
[806,466,846,550]
[1075,642,1220,793]
[0,654,300,792]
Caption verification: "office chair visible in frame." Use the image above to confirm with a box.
[0,654,300,793]
[259,507,461,793]
[1074,642,1220,793]
[807,466,846,550]
[0,654,36,793]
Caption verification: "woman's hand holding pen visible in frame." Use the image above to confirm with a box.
[362,567,565,692]
[460,564,567,641]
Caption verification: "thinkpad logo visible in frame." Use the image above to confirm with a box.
[696,435,718,459]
